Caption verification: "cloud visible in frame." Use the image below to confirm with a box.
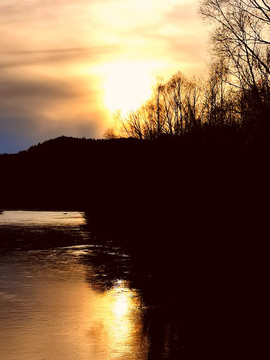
[0,72,105,153]
[0,45,121,69]
[0,107,44,153]
[0,78,82,99]
[4,46,118,56]
[0,0,92,24]
[0,0,208,153]
[164,2,200,24]
[0,101,102,153]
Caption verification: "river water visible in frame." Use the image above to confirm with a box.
[0,211,150,360]
[1,210,263,359]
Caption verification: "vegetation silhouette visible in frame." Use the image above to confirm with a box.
[80,240,185,359]
[1,127,267,358]
[1,1,270,356]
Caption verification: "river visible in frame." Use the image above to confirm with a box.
[0,210,153,360]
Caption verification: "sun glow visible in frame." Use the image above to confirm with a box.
[103,61,154,114]
[85,279,147,358]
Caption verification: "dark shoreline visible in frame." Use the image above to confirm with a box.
[1,133,269,358]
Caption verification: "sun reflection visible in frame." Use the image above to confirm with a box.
[111,280,131,317]
[86,279,148,359]
[106,280,143,356]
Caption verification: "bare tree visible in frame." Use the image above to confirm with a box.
[120,110,144,139]
[184,77,204,130]
[200,0,270,136]
[116,72,204,139]
[203,58,238,125]
[165,72,187,135]
[103,127,119,139]
[200,0,270,88]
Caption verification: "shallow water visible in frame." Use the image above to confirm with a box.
[0,211,149,360]
[0,210,85,227]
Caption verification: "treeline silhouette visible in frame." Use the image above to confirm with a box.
[0,131,269,357]
[105,64,270,145]
[103,0,270,149]
[1,1,269,357]
[1,0,269,356]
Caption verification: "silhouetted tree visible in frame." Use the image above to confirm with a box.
[116,72,203,139]
[199,0,270,84]
[103,127,119,139]
[203,58,238,125]
[200,0,270,137]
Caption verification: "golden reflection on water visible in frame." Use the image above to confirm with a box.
[0,249,149,360]
[0,211,149,360]
[0,210,85,227]
[86,280,148,360]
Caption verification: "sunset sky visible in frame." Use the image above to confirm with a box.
[0,0,208,153]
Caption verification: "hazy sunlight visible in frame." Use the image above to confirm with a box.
[103,61,154,114]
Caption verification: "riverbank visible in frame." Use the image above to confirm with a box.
[1,133,269,358]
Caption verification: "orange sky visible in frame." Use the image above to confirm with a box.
[0,0,208,153]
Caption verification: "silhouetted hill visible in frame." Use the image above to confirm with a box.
[1,131,269,357]
[1,132,269,261]
[0,135,142,209]
[1,130,269,212]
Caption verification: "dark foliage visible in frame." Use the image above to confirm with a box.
[0,130,269,358]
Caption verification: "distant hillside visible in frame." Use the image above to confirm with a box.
[0,131,269,210]
[0,136,143,209]
[1,133,269,359]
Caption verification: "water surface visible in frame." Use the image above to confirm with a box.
[0,211,149,360]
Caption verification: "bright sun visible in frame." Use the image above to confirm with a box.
[103,61,153,114]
